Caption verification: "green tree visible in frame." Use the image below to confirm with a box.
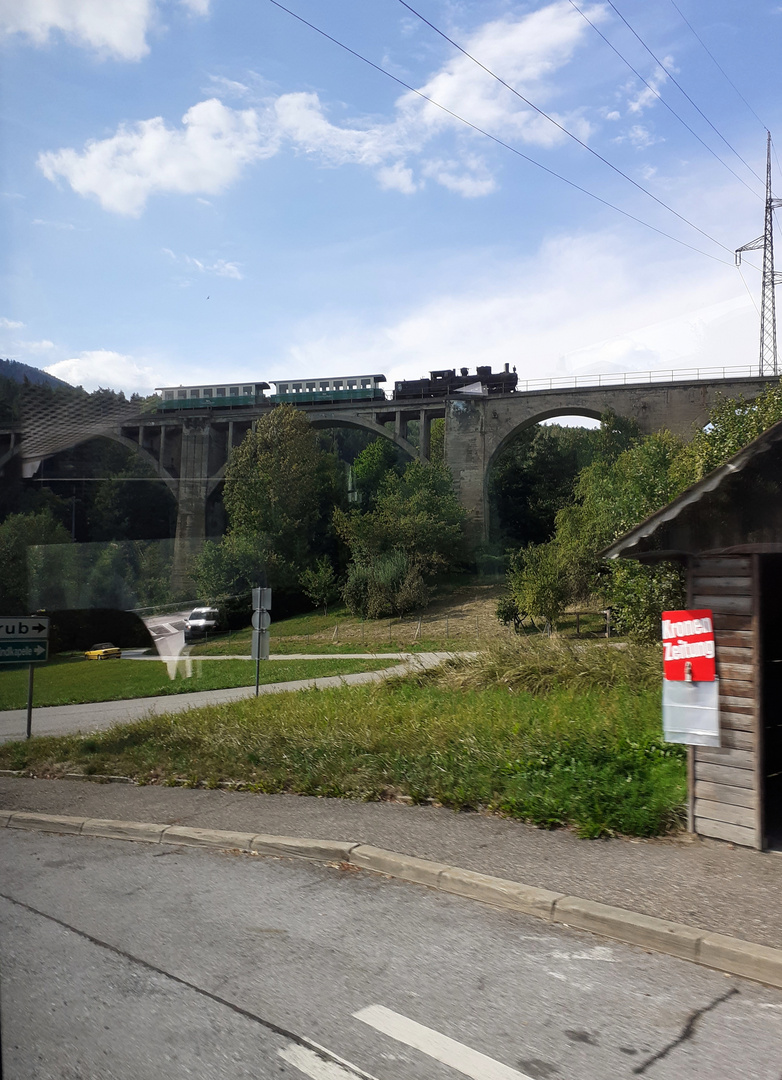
[429,418,445,466]
[0,509,73,611]
[191,532,270,606]
[489,422,603,547]
[88,452,176,541]
[300,556,339,614]
[680,383,782,480]
[334,459,466,577]
[506,543,570,630]
[351,437,404,507]
[221,404,344,590]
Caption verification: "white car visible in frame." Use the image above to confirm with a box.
[184,607,226,643]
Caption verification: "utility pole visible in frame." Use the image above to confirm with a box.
[735,132,782,376]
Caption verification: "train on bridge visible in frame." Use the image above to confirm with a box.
[153,364,517,412]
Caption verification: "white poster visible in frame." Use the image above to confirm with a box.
[662,677,721,747]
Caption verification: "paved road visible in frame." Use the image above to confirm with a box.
[0,654,451,743]
[2,828,781,1080]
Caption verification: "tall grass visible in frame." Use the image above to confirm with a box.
[418,638,661,695]
[1,640,682,838]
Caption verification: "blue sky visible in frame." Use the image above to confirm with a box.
[1,0,780,397]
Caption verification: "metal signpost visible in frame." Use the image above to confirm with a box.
[251,588,272,695]
[0,617,50,738]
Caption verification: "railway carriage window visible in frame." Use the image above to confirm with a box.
[229,386,239,396]
[202,389,212,397]
[361,380,370,388]
[216,387,226,397]
[334,382,342,390]
[278,384,288,393]
[164,392,174,401]
[190,389,200,398]
[177,390,187,399]
[242,386,252,395]
[306,383,316,392]
[320,382,329,391]
[347,380,356,389]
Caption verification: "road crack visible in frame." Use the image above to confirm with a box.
[632,986,739,1074]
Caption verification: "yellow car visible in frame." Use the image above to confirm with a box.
[84,642,122,660]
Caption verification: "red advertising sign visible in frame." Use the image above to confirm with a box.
[661,609,716,682]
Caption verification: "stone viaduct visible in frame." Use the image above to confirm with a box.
[0,372,776,583]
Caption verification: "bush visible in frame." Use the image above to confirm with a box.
[342,551,429,618]
[608,560,686,643]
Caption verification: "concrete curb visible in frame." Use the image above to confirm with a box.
[3,810,781,990]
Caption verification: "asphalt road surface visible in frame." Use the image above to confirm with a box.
[2,829,782,1080]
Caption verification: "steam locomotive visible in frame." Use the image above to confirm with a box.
[153,365,516,412]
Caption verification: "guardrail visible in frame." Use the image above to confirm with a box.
[515,364,769,393]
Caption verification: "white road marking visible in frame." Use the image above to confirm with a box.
[277,1041,381,1080]
[354,1004,534,1080]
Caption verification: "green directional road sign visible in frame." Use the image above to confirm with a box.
[0,641,48,663]
[0,617,50,665]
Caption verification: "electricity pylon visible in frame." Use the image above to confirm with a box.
[735,132,782,376]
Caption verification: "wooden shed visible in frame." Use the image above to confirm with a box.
[603,419,782,851]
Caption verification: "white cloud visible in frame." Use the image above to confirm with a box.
[273,92,406,167]
[38,99,277,216]
[0,317,24,329]
[421,156,496,197]
[626,60,671,116]
[163,247,243,279]
[274,229,756,398]
[397,1,603,146]
[376,162,419,194]
[45,350,157,393]
[21,338,56,353]
[32,218,75,230]
[0,0,209,60]
[613,124,662,149]
[37,2,605,211]
[206,74,251,99]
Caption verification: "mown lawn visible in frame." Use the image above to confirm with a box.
[1,656,684,839]
[0,656,397,709]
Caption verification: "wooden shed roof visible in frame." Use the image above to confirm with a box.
[602,416,782,561]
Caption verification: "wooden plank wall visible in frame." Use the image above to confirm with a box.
[689,555,760,848]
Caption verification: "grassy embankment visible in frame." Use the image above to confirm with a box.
[0,656,397,709]
[0,640,683,838]
[191,595,610,656]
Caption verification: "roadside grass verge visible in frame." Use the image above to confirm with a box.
[418,638,661,694]
[0,657,396,710]
[1,641,683,838]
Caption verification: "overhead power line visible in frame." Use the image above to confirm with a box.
[604,0,764,187]
[565,0,762,200]
[264,0,737,266]
[668,0,767,131]
[396,0,748,254]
